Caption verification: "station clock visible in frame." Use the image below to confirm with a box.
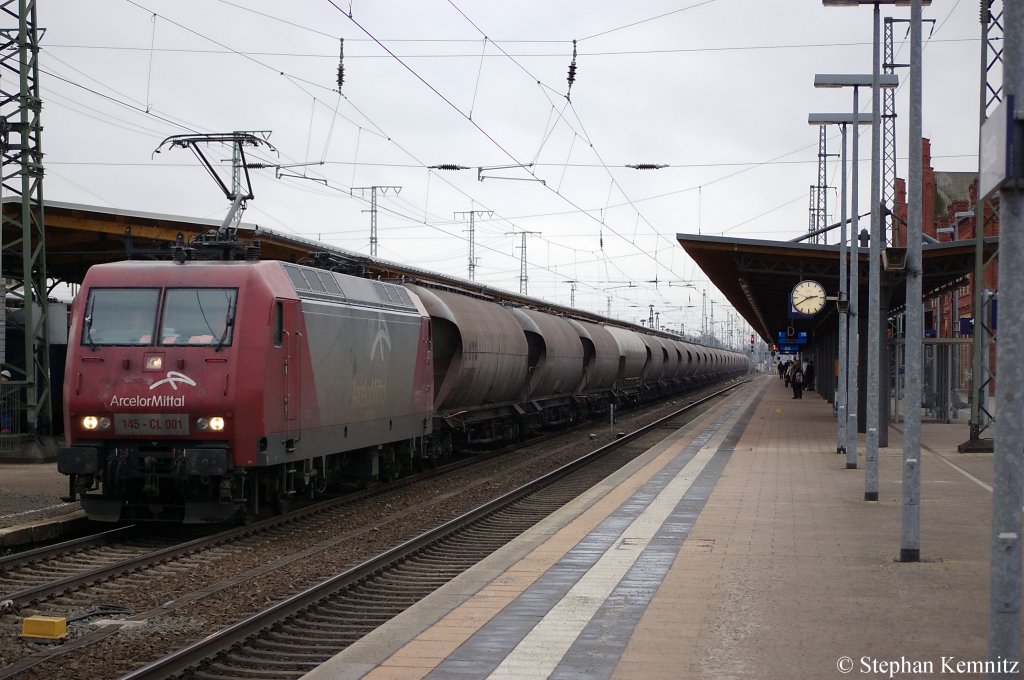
[790,280,826,316]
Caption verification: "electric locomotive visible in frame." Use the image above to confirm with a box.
[57,259,432,522]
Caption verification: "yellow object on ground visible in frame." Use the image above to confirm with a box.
[20,615,67,639]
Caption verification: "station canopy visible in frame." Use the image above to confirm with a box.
[676,232,996,344]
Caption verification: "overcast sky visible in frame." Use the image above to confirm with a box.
[39,0,982,341]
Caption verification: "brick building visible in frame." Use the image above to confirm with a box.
[893,138,998,392]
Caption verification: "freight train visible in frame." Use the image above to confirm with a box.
[57,259,749,523]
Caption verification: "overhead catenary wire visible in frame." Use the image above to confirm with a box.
[145,12,157,111]
[468,36,488,119]
[578,0,719,42]
[42,10,697,316]
[41,3,831,321]
[43,36,980,59]
[437,1,697,284]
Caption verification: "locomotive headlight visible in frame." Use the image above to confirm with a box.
[81,416,111,431]
[196,416,226,432]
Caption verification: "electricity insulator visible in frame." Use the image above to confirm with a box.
[430,164,470,171]
[336,38,345,91]
[566,39,577,100]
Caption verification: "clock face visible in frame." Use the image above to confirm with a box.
[791,280,826,315]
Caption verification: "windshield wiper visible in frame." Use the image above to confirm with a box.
[214,293,236,352]
[84,296,97,351]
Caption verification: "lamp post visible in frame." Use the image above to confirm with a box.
[808,112,871,468]
[814,73,897,477]
[899,0,924,563]
[991,1,1024,668]
[822,0,931,501]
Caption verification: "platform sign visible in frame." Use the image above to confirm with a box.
[980,96,1014,201]
[778,344,801,353]
[959,301,998,335]
[776,331,808,345]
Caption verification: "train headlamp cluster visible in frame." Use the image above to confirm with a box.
[196,416,225,432]
[79,415,225,432]
[81,416,111,431]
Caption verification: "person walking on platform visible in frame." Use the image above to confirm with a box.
[789,361,804,399]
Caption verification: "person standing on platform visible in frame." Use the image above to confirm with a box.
[790,361,804,399]
[805,360,816,392]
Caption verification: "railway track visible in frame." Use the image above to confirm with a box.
[0,380,743,679]
[123,380,744,680]
[0,526,204,607]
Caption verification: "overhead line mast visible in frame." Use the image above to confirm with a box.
[455,209,491,281]
[351,185,401,257]
[506,230,540,295]
[0,0,50,435]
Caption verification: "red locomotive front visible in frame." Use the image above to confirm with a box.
[58,258,436,523]
[57,260,298,522]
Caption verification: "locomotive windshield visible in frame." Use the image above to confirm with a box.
[160,288,237,347]
[83,288,159,346]
[80,287,237,347]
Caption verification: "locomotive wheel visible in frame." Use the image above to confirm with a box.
[271,469,291,515]
[272,492,290,515]
[238,474,259,525]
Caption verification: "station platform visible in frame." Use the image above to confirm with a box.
[303,373,999,680]
[0,459,84,549]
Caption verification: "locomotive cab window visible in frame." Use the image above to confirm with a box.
[160,288,237,347]
[82,288,159,346]
[273,300,283,348]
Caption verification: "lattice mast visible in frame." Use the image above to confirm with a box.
[815,125,829,243]
[507,231,540,295]
[965,0,1003,448]
[455,209,491,281]
[0,0,50,433]
[351,185,401,258]
[883,17,903,246]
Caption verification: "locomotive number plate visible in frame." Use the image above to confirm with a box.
[114,414,189,436]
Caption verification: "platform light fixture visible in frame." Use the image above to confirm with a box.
[807,113,873,125]
[822,1,929,5]
[820,0,920,512]
[814,74,899,89]
[814,68,899,505]
[807,111,871,467]
[822,0,930,565]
